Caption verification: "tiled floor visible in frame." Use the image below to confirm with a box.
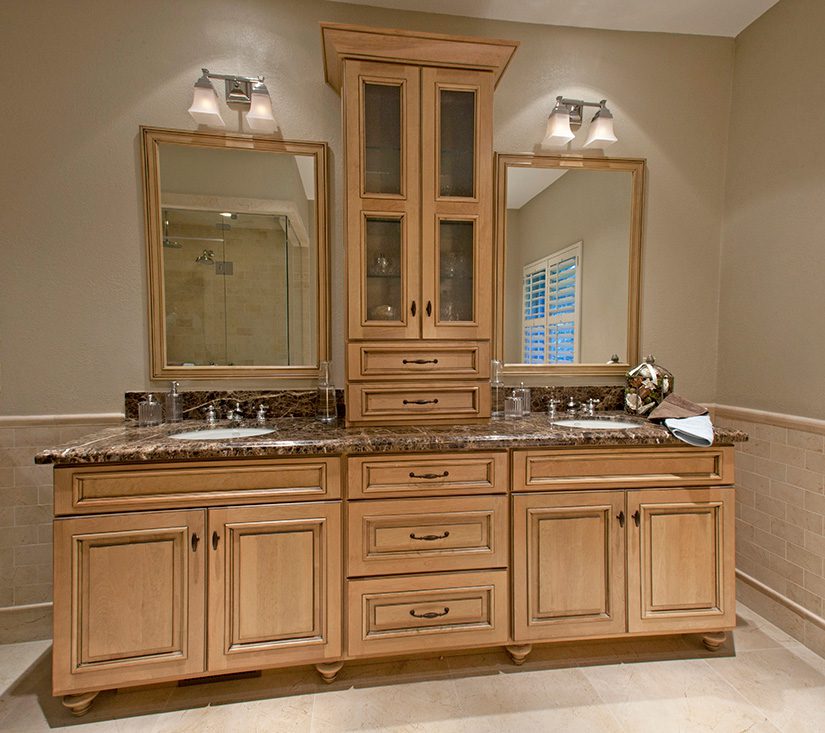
[1,604,823,732]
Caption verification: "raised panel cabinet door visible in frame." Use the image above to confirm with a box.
[52,510,206,695]
[627,488,736,633]
[513,492,626,642]
[344,60,421,340]
[207,502,342,672]
[421,67,493,341]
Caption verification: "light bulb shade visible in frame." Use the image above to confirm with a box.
[584,108,617,148]
[542,107,575,147]
[188,76,225,127]
[245,82,276,132]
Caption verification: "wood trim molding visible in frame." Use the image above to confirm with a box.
[0,602,52,644]
[713,404,825,436]
[737,569,825,632]
[0,413,123,428]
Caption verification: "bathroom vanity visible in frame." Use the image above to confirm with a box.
[38,416,744,716]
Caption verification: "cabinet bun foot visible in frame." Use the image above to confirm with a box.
[505,644,532,666]
[315,661,344,683]
[702,631,727,652]
[62,691,99,716]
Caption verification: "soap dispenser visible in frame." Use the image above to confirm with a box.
[165,381,182,422]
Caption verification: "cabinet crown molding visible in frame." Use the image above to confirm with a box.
[320,22,519,92]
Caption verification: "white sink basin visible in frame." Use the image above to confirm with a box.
[553,418,641,430]
[170,427,275,441]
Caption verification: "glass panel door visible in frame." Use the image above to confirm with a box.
[363,83,402,196]
[439,89,476,198]
[364,216,404,324]
[438,220,475,322]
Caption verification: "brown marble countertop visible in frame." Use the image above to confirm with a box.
[35,412,748,465]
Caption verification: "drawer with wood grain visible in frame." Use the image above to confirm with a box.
[347,495,508,576]
[347,452,508,499]
[347,383,490,424]
[54,457,342,515]
[347,570,508,657]
[513,446,734,492]
[348,341,490,381]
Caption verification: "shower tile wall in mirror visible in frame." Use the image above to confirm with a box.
[142,128,328,379]
[495,155,644,376]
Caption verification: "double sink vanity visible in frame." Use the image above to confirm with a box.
[36,22,748,717]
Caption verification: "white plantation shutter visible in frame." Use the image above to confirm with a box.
[522,242,581,364]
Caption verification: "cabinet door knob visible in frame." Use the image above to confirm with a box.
[191,533,200,552]
[410,300,417,317]
[425,300,432,317]
[211,531,220,550]
[410,606,450,619]
[617,511,625,528]
[633,510,641,527]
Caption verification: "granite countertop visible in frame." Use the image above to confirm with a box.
[35,412,748,465]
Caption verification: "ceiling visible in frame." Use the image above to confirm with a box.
[331,0,780,37]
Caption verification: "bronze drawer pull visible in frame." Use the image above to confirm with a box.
[191,533,200,552]
[633,510,641,527]
[409,531,450,541]
[212,531,220,550]
[617,511,625,528]
[409,471,450,479]
[403,398,439,405]
[410,607,450,619]
[402,358,439,365]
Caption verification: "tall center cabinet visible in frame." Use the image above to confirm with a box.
[321,23,518,425]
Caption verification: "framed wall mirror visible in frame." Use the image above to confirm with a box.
[494,154,644,376]
[141,127,328,379]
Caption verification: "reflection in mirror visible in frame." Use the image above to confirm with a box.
[142,128,328,379]
[496,155,643,375]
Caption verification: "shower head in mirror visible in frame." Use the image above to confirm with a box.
[195,249,216,265]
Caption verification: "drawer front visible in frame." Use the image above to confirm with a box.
[347,570,508,657]
[348,341,490,380]
[347,452,508,499]
[513,446,734,492]
[348,495,508,576]
[347,383,490,424]
[54,457,342,515]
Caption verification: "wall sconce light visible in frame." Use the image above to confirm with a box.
[188,68,276,132]
[542,96,618,149]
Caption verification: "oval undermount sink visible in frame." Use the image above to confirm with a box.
[553,418,641,430]
[170,427,275,441]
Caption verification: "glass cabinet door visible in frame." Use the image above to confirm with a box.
[438,219,475,323]
[438,89,476,198]
[363,83,402,196]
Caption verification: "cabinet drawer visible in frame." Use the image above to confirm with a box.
[347,452,508,499]
[347,383,490,424]
[348,341,490,380]
[513,446,734,491]
[347,570,508,657]
[54,457,342,515]
[348,495,507,576]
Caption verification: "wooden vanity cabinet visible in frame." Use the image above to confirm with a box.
[323,24,518,425]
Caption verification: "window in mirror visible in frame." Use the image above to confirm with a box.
[496,154,643,375]
[142,128,328,379]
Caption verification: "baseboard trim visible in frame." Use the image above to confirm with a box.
[0,413,123,427]
[0,602,52,644]
[714,404,825,436]
[736,569,825,632]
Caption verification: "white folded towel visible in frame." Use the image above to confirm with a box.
[664,415,715,447]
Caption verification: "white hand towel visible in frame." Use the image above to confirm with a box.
[664,415,715,447]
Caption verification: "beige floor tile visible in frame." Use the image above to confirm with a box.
[705,646,825,732]
[0,640,50,695]
[450,666,622,732]
[581,658,779,732]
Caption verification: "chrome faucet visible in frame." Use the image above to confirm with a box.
[255,404,269,425]
[565,397,580,415]
[584,398,601,417]
[547,398,561,421]
[226,402,243,424]
[204,404,218,426]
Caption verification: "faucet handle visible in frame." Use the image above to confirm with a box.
[204,405,217,425]
[547,398,561,420]
[585,398,601,416]
[255,404,268,424]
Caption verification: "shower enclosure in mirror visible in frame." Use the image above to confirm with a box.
[142,127,328,379]
[494,154,644,376]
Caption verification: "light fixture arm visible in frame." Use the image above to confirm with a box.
[199,68,266,106]
[554,96,609,129]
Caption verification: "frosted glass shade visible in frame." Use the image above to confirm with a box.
[584,111,617,148]
[542,108,575,147]
[188,84,225,127]
[245,84,276,132]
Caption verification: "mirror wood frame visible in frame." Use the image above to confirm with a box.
[494,153,645,376]
[141,126,329,380]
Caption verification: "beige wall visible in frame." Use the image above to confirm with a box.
[718,0,825,419]
[0,0,734,416]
